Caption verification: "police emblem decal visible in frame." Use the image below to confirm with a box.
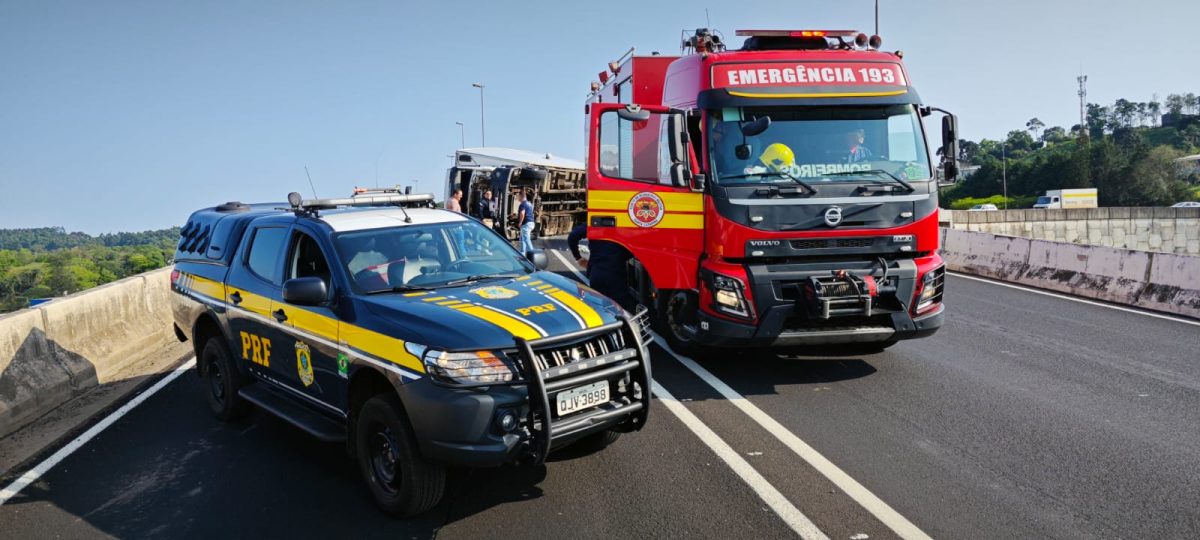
[471,286,519,300]
[295,341,314,387]
[627,192,665,228]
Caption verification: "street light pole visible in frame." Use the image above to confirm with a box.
[455,122,465,149]
[1002,143,1008,210]
[471,83,486,147]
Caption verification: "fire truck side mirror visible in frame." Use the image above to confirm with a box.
[617,105,651,122]
[940,114,960,184]
[691,172,707,192]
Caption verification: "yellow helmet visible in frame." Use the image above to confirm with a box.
[759,143,795,170]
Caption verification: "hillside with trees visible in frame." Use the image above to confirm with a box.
[943,93,1200,209]
[0,227,178,313]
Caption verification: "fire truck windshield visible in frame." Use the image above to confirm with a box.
[707,104,932,186]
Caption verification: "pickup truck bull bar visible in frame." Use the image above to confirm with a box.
[513,310,652,464]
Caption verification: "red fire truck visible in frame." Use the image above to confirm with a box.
[583,29,960,354]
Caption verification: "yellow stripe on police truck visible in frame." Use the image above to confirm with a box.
[547,290,604,329]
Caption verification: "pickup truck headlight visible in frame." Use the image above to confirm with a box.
[422,349,516,385]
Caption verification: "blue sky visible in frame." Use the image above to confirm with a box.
[2,0,1197,233]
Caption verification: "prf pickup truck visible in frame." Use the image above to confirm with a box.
[170,192,651,516]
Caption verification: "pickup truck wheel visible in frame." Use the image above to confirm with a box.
[356,393,445,517]
[201,338,249,421]
[573,429,621,452]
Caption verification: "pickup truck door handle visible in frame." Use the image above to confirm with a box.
[273,309,288,323]
[229,291,242,305]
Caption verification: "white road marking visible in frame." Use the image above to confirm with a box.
[0,358,196,505]
[654,337,932,540]
[948,272,1200,328]
[550,247,828,538]
[549,247,930,540]
[652,382,828,540]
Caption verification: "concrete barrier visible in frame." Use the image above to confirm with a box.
[0,268,174,439]
[941,228,1200,319]
[942,228,1031,281]
[1018,239,1152,306]
[1137,253,1200,316]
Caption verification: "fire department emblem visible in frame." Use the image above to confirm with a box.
[627,192,665,228]
[295,341,314,387]
[471,286,519,300]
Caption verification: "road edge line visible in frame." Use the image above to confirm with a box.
[652,382,828,540]
[0,357,196,505]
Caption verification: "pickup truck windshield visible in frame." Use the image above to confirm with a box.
[708,104,932,186]
[334,220,533,294]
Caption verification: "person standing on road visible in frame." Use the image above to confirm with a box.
[516,190,535,255]
[567,222,634,310]
[476,189,495,228]
[445,189,463,213]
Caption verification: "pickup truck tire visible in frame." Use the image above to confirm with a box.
[201,338,250,421]
[356,393,446,517]
[573,429,621,452]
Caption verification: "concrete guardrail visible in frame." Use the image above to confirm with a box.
[0,268,176,439]
[942,228,1200,319]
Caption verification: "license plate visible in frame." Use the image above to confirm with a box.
[555,380,610,416]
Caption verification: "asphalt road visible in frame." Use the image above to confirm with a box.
[2,248,1198,539]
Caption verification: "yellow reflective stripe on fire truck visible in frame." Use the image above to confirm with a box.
[587,211,704,230]
[588,191,704,213]
[546,289,604,329]
[727,89,908,99]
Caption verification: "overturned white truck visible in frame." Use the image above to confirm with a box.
[446,148,586,241]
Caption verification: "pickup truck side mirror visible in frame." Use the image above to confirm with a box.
[526,249,549,270]
[282,277,329,306]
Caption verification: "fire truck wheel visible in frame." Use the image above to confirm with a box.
[655,290,702,355]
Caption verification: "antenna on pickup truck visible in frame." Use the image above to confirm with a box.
[304,165,318,198]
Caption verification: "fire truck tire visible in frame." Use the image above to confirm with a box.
[356,393,446,517]
[654,290,704,357]
[201,338,250,422]
[518,167,547,181]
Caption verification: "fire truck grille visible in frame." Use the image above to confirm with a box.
[789,237,878,250]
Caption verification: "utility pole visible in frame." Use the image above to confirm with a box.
[455,121,465,149]
[472,83,486,147]
[1077,73,1088,133]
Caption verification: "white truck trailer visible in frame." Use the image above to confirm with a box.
[1033,188,1098,209]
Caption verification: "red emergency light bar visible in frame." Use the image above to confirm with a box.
[735,29,861,38]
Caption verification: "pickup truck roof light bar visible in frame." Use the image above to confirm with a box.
[285,191,435,218]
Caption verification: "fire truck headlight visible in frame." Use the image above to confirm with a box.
[915,266,944,314]
[710,273,752,318]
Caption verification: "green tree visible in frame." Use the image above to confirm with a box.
[1025,117,1045,140]
[1042,126,1067,144]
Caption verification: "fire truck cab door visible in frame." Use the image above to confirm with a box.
[587,103,704,291]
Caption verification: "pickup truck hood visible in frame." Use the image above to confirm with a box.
[358,271,625,351]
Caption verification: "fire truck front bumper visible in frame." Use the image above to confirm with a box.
[694,257,945,348]
[695,304,943,348]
